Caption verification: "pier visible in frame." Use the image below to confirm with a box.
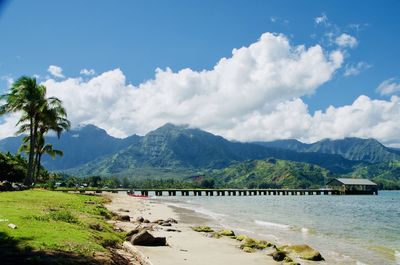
[131,188,342,196]
[55,187,380,196]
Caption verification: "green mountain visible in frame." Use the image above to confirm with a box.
[0,124,141,170]
[207,158,332,189]
[349,161,400,189]
[66,123,360,176]
[255,137,400,163]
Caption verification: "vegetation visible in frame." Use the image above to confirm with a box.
[349,161,400,189]
[0,152,27,182]
[0,76,70,186]
[0,190,124,264]
[207,158,333,189]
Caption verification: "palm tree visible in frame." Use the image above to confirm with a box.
[0,77,46,185]
[1,76,70,185]
[18,94,70,182]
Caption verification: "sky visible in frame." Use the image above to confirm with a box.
[0,0,400,146]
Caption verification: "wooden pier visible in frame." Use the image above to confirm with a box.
[54,188,380,196]
[132,188,341,196]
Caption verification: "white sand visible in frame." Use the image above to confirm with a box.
[104,192,279,265]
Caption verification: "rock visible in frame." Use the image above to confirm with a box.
[270,250,287,262]
[160,222,172,227]
[242,246,255,253]
[165,228,181,232]
[117,215,130,222]
[0,181,13,191]
[143,219,150,223]
[235,234,249,241]
[118,208,130,212]
[216,229,235,236]
[8,223,17,229]
[153,219,164,224]
[166,218,178,224]
[126,229,141,240]
[192,226,214,232]
[284,244,324,261]
[136,216,144,222]
[131,230,166,246]
[240,238,271,250]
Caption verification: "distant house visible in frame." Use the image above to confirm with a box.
[326,178,378,195]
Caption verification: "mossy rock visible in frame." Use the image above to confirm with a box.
[235,234,249,241]
[287,262,301,265]
[240,238,271,250]
[284,244,324,261]
[192,226,214,233]
[283,256,293,262]
[216,229,235,237]
[242,246,255,253]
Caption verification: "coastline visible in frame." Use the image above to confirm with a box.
[104,192,280,265]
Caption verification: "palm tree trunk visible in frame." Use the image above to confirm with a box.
[34,151,40,183]
[35,153,42,182]
[25,117,35,186]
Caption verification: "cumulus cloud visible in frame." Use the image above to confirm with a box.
[219,96,400,146]
[36,33,343,139]
[80,68,96,76]
[48,65,64,78]
[6,32,400,146]
[343,62,371,77]
[377,78,400,95]
[335,33,358,48]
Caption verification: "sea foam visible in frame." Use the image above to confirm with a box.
[254,220,291,230]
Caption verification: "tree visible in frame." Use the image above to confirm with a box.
[1,76,70,185]
[0,77,46,185]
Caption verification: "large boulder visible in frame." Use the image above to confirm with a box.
[284,244,324,261]
[131,230,166,246]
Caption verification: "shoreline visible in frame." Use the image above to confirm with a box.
[104,192,280,265]
[104,192,332,265]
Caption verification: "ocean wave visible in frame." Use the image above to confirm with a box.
[254,220,291,230]
[164,201,226,220]
[395,250,400,264]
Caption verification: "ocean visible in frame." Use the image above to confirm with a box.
[155,191,400,265]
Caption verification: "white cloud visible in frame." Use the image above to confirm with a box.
[335,33,358,48]
[1,31,400,146]
[377,78,400,95]
[35,33,343,140]
[80,68,96,76]
[315,13,328,25]
[10,32,400,146]
[222,96,400,147]
[343,62,371,77]
[0,113,20,139]
[47,65,65,78]
[1,75,14,88]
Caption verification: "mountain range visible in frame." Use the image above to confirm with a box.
[0,123,399,188]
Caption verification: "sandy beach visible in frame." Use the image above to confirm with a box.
[104,192,280,265]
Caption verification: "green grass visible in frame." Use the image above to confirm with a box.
[0,190,123,263]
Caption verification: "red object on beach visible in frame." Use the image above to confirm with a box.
[128,193,149,198]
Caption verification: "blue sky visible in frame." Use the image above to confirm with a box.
[1,0,400,145]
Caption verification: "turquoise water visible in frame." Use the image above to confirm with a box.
[157,191,400,265]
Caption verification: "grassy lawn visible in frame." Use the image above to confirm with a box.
[0,190,124,264]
